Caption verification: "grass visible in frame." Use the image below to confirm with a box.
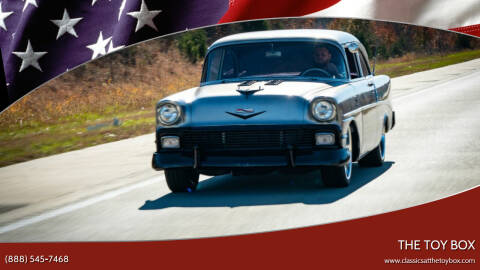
[0,110,155,167]
[376,50,480,77]
[1,49,479,167]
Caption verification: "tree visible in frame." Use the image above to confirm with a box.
[177,30,207,63]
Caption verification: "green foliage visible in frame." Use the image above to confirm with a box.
[456,34,473,49]
[177,30,207,63]
[239,21,269,32]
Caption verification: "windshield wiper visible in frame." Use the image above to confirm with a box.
[265,80,284,85]
[238,80,257,86]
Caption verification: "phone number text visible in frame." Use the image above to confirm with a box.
[4,255,69,264]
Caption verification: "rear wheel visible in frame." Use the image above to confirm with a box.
[165,168,199,193]
[359,126,386,167]
[321,127,353,187]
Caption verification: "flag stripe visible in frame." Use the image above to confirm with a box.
[450,24,480,37]
[219,0,340,23]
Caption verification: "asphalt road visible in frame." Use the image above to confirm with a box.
[1,59,480,242]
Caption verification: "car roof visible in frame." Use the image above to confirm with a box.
[210,29,360,48]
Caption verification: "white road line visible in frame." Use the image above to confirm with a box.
[1,68,479,235]
[0,177,158,234]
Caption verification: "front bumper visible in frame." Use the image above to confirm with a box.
[152,124,349,170]
[152,148,350,170]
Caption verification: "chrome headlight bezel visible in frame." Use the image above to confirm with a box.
[156,101,183,126]
[310,98,337,122]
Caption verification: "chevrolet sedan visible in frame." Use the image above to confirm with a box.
[152,29,395,192]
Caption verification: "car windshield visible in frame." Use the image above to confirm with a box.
[202,41,347,83]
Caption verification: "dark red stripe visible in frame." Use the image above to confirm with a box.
[219,0,340,23]
[451,24,480,37]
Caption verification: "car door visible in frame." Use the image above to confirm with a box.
[357,51,382,152]
[345,47,376,154]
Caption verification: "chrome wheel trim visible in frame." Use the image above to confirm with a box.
[344,128,353,180]
[380,131,386,161]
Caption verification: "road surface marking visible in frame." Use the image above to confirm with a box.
[0,177,158,234]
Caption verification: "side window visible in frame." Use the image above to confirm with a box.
[345,49,360,79]
[205,49,223,82]
[359,52,371,77]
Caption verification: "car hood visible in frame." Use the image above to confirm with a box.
[196,80,340,98]
[168,80,346,126]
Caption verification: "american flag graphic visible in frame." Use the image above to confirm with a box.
[0,0,228,109]
[1,0,479,110]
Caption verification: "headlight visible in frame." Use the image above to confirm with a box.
[157,102,182,125]
[311,99,336,121]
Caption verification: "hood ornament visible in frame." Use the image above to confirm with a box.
[226,108,266,120]
[236,85,264,98]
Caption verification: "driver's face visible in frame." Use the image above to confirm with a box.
[314,47,331,65]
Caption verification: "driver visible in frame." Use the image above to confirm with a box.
[312,45,340,78]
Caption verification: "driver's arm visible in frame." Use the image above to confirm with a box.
[327,63,340,78]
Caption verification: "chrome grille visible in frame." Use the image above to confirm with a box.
[181,129,315,150]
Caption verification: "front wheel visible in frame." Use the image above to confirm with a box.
[359,127,386,167]
[321,127,353,187]
[165,168,199,193]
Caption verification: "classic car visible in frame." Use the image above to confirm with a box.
[152,29,395,192]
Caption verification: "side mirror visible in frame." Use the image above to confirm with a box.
[347,43,359,54]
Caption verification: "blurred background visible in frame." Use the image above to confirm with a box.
[1,17,480,167]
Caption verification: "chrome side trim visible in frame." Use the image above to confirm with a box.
[343,99,389,118]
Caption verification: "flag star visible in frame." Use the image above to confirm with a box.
[0,3,13,31]
[127,0,161,32]
[118,0,126,21]
[12,40,47,72]
[86,32,112,59]
[22,0,38,12]
[51,9,83,39]
[108,41,125,53]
